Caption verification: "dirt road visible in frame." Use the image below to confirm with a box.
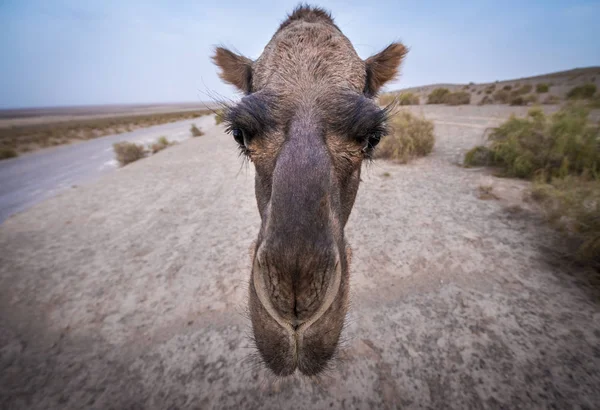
[0,114,215,223]
[0,106,598,409]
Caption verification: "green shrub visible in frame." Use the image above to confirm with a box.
[567,84,597,99]
[0,147,18,160]
[113,142,146,166]
[190,124,204,137]
[375,111,435,162]
[445,91,471,106]
[536,83,550,93]
[468,105,600,180]
[427,88,451,104]
[532,177,600,266]
[524,94,539,105]
[502,85,512,91]
[464,145,492,166]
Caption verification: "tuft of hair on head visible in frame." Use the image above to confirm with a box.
[278,4,339,32]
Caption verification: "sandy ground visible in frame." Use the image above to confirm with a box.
[0,105,599,409]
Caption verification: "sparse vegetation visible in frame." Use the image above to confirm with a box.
[445,91,471,106]
[502,85,512,91]
[397,92,420,105]
[0,147,18,160]
[478,185,498,200]
[463,104,600,266]
[532,177,600,266]
[427,88,451,104]
[0,110,210,154]
[536,83,550,93]
[567,84,597,100]
[113,142,147,166]
[543,95,561,105]
[150,136,173,153]
[375,111,435,162]
[509,96,525,106]
[479,95,493,105]
[468,105,599,179]
[190,124,204,137]
[493,89,510,104]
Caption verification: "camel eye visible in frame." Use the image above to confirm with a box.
[363,132,382,152]
[232,128,246,146]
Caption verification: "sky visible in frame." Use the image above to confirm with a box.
[0,0,599,108]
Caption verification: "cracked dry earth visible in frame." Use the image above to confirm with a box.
[1,106,599,409]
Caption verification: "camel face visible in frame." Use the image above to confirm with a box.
[213,5,406,376]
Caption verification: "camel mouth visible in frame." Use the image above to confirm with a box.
[249,245,347,376]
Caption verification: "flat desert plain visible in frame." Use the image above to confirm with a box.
[1,105,599,409]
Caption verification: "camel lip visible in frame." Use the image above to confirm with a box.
[251,245,342,342]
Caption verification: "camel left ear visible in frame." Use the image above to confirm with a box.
[364,43,408,96]
[212,47,253,94]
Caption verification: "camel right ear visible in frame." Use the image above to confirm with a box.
[212,47,253,94]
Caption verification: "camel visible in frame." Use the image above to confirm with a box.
[213,5,406,376]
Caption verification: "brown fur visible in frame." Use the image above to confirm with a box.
[212,5,406,376]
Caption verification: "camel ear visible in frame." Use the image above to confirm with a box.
[212,47,253,94]
[364,43,408,96]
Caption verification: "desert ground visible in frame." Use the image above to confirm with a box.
[1,105,599,409]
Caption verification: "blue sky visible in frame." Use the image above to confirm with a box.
[0,0,599,108]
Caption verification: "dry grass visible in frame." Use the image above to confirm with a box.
[0,110,210,154]
[150,136,173,153]
[378,92,420,106]
[190,124,204,137]
[0,147,18,160]
[478,185,498,200]
[113,142,147,166]
[375,111,435,162]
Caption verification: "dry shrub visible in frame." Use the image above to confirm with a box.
[513,84,533,96]
[113,142,146,166]
[427,88,450,104]
[510,96,525,106]
[536,83,550,93]
[567,84,597,100]
[478,95,494,105]
[150,136,172,153]
[397,92,420,105]
[375,111,435,162]
[445,91,471,106]
[378,93,396,106]
[493,89,510,104]
[0,147,18,160]
[543,95,561,105]
[532,177,600,266]
[190,124,204,137]
[502,85,512,91]
[589,96,600,109]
